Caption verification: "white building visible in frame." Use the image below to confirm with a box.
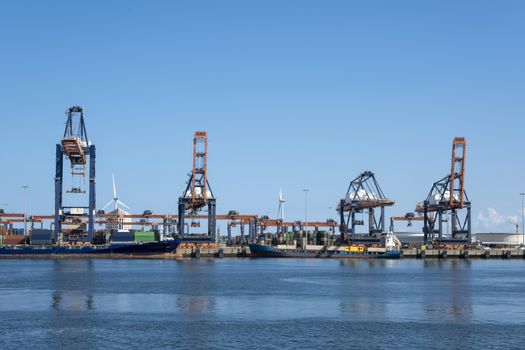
[474,233,525,245]
[106,208,131,232]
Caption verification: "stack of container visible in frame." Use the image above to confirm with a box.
[317,231,330,245]
[133,231,156,242]
[30,229,53,245]
[111,231,134,242]
[2,235,27,245]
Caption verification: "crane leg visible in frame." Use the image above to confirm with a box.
[54,144,63,242]
[88,145,96,242]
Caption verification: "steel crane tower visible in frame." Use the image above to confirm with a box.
[177,131,216,240]
[54,106,96,242]
[337,171,394,243]
[416,137,471,243]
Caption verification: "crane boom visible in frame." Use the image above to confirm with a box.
[449,137,466,209]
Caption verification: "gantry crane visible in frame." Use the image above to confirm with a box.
[337,171,394,243]
[389,213,428,232]
[225,210,250,245]
[177,132,216,240]
[54,106,96,242]
[415,137,471,243]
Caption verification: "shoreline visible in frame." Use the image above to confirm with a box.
[0,247,524,259]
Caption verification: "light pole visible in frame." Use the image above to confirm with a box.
[22,186,29,235]
[303,189,309,250]
[520,192,525,245]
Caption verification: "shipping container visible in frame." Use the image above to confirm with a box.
[31,229,53,236]
[3,235,27,245]
[31,229,53,244]
[111,231,134,242]
[134,231,156,242]
[30,239,52,245]
[30,229,53,244]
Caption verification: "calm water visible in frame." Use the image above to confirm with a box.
[0,258,524,349]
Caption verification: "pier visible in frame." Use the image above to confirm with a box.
[401,248,525,259]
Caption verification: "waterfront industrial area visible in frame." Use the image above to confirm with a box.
[3,3,525,350]
[0,106,524,258]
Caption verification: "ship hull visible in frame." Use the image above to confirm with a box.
[249,244,400,259]
[0,241,180,256]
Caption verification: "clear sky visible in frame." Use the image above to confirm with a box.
[1,0,524,233]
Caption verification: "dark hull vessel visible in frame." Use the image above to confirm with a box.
[249,244,400,259]
[0,241,180,256]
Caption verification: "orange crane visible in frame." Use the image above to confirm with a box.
[178,132,217,240]
[415,137,471,243]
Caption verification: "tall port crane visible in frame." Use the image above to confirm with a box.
[337,171,394,242]
[177,131,216,240]
[415,137,471,243]
[54,106,96,242]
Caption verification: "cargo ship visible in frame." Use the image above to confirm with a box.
[0,240,181,257]
[250,232,401,259]
[0,229,181,257]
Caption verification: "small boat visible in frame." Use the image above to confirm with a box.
[250,232,400,259]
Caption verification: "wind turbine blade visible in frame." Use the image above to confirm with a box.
[103,200,114,210]
[112,174,117,199]
[117,200,130,210]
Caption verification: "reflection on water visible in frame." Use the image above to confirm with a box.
[339,300,388,318]
[45,259,219,315]
[177,296,216,314]
[51,291,95,311]
[0,259,523,324]
[338,259,397,269]
[419,259,473,323]
[50,259,97,311]
[51,290,61,310]
[46,291,219,315]
[0,259,524,349]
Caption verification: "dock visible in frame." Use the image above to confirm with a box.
[400,248,525,259]
[172,246,525,260]
[174,246,250,258]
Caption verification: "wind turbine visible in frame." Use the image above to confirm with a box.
[103,174,130,212]
[277,189,285,221]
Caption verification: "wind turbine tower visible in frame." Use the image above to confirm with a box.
[278,189,285,221]
[103,174,131,231]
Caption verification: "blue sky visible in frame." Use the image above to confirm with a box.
[1,0,524,233]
